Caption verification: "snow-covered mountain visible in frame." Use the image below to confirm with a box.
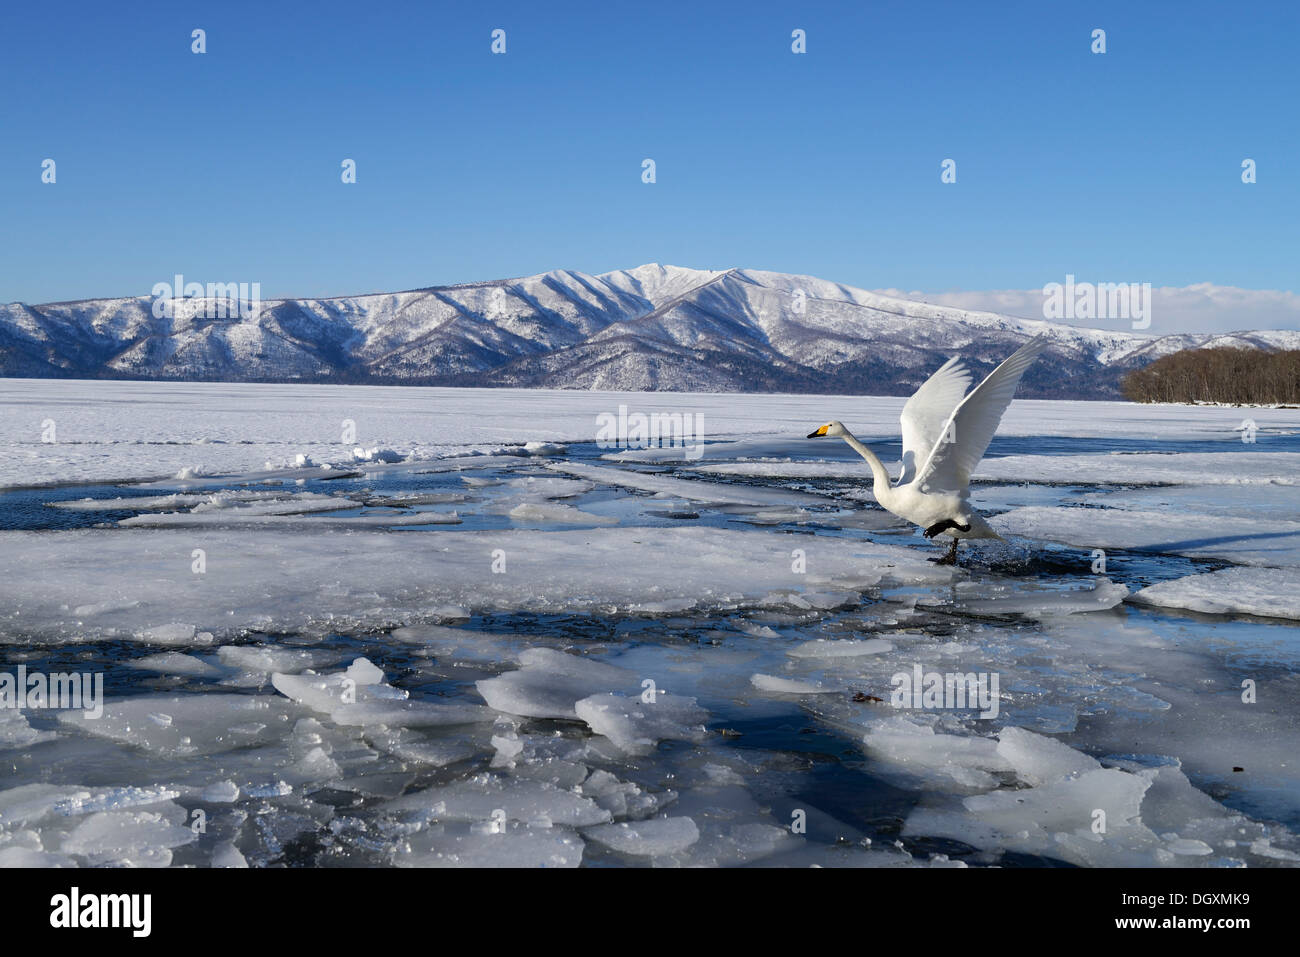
[5,264,1298,397]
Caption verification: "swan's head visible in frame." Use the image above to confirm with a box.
[806,420,848,439]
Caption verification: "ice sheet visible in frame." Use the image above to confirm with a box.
[0,526,952,643]
[1133,567,1300,620]
[993,506,1300,567]
[3,380,1299,870]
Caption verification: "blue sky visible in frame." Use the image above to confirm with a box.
[1,0,1296,312]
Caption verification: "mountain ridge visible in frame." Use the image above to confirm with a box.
[5,264,1298,398]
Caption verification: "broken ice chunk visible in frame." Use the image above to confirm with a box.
[750,674,836,694]
[788,638,893,658]
[272,661,493,729]
[59,804,196,867]
[394,821,584,868]
[584,816,700,856]
[574,692,707,755]
[476,648,638,720]
[996,726,1100,787]
[385,773,611,828]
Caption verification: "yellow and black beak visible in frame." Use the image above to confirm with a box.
[807,425,829,438]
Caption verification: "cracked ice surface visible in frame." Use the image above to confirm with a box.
[2,382,1298,868]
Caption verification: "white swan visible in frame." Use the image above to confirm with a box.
[807,336,1048,564]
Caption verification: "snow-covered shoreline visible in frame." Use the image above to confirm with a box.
[3,378,1297,490]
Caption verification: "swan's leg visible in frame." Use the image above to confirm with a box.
[931,534,960,565]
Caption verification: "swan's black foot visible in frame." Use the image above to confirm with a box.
[923,520,971,539]
[927,535,962,566]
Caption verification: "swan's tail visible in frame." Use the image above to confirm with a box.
[963,512,1003,541]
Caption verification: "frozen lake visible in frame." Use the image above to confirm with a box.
[1,379,1298,867]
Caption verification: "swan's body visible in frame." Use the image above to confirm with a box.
[808,336,1048,563]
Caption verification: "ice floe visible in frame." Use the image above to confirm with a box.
[993,506,1300,568]
[1133,567,1300,620]
[0,526,950,643]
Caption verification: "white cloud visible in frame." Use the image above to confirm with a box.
[871,283,1300,335]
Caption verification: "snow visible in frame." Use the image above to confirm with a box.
[351,447,402,464]
[3,377,1290,493]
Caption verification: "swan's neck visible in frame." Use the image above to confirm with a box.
[841,433,893,500]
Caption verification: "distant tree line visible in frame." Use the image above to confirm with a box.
[1122,347,1300,404]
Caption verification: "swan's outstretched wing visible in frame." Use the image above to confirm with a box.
[914,336,1049,493]
[898,356,972,485]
